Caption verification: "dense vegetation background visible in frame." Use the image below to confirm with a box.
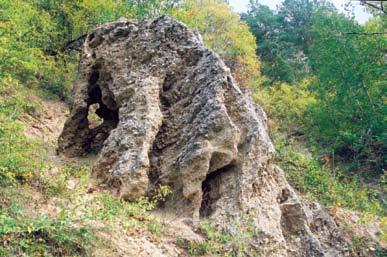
[0,0,385,256]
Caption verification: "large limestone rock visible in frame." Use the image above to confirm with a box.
[58,17,350,256]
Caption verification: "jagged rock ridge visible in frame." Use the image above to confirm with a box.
[58,16,350,256]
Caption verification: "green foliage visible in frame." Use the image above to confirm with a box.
[84,184,172,223]
[245,1,385,177]
[147,222,165,237]
[0,2,385,254]
[44,164,90,198]
[151,184,173,205]
[1,0,259,100]
[277,0,328,53]
[88,193,155,221]
[0,188,92,256]
[276,135,383,215]
[242,0,331,84]
[255,64,385,233]
[174,0,260,87]
[38,0,180,41]
[338,216,387,257]
[0,75,48,186]
[0,0,77,98]
[177,219,257,256]
[254,79,316,133]
[128,0,181,18]
[0,76,41,119]
[308,13,386,173]
[0,213,91,256]
[56,0,132,40]
[242,3,293,84]
[0,119,45,186]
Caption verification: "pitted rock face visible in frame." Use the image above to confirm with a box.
[58,17,349,257]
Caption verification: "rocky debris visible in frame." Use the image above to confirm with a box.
[58,16,351,256]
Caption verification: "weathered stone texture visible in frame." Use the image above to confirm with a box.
[58,16,350,256]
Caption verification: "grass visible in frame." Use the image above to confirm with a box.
[0,84,162,255]
[275,135,383,216]
[0,187,92,257]
[0,162,167,256]
[0,77,91,256]
[43,164,90,199]
[177,218,259,257]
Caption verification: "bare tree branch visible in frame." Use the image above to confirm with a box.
[342,32,387,35]
[352,0,387,14]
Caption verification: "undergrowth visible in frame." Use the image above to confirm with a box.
[0,187,92,257]
[0,86,46,186]
[254,81,384,217]
[275,135,383,216]
[0,83,165,255]
[0,161,169,256]
[177,218,258,257]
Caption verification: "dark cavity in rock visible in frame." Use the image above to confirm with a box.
[200,163,235,218]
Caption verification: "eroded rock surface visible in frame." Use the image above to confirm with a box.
[58,16,350,256]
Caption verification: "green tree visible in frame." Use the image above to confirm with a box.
[242,0,333,84]
[174,0,260,87]
[241,3,293,84]
[277,0,328,53]
[308,10,386,174]
[128,0,181,18]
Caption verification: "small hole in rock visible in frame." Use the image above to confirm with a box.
[88,103,104,129]
[86,101,119,154]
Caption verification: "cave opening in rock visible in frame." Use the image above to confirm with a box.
[88,103,104,129]
[199,163,235,218]
[85,65,119,154]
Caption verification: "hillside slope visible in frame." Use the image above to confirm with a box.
[1,95,212,256]
[1,90,383,257]
[33,17,385,257]
[0,1,385,255]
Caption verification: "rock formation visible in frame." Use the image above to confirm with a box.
[58,16,350,256]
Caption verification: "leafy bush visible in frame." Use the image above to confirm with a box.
[254,79,316,134]
[0,0,78,99]
[276,135,383,215]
